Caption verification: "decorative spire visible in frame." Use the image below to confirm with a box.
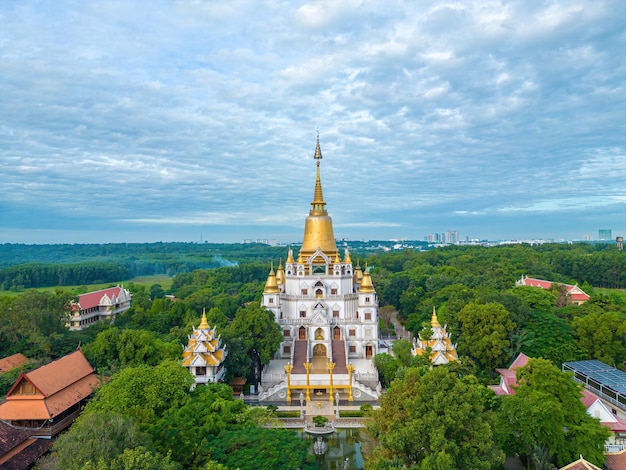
[344,249,352,264]
[431,307,441,328]
[264,263,280,294]
[286,248,294,264]
[311,132,326,214]
[276,259,285,285]
[199,308,210,330]
[359,266,375,293]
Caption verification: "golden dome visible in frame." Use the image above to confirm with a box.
[358,269,375,293]
[298,135,339,260]
[264,265,280,294]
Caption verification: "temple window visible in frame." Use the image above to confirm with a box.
[283,329,290,337]
[365,296,370,303]
[300,310,306,318]
[315,289,323,298]
[333,310,339,318]
[349,345,356,353]
[349,329,356,337]
[284,345,291,354]
[365,312,372,321]
[268,298,274,304]
[331,288,337,295]
[196,367,206,376]
[301,289,308,295]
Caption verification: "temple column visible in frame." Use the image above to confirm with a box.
[328,361,335,401]
[347,363,355,402]
[304,362,312,401]
[284,363,293,404]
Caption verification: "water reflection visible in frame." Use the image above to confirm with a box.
[298,429,364,469]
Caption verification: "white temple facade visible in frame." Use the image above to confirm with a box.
[259,136,380,402]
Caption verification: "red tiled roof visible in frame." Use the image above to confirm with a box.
[78,286,123,310]
[0,354,29,373]
[0,350,99,421]
[517,277,589,301]
[559,457,602,470]
[605,449,626,470]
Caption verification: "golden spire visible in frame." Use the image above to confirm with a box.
[431,307,441,328]
[264,263,279,294]
[358,266,375,293]
[344,249,352,264]
[199,308,210,330]
[299,133,339,259]
[276,259,285,285]
[286,248,294,264]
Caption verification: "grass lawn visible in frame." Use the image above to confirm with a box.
[0,274,173,297]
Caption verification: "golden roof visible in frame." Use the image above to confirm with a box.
[431,307,441,328]
[344,249,352,264]
[286,249,294,264]
[199,308,210,330]
[264,265,280,294]
[298,135,339,260]
[358,268,375,293]
[276,261,285,285]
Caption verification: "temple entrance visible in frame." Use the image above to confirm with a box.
[333,326,341,340]
[313,344,327,357]
[299,326,306,340]
[365,344,373,359]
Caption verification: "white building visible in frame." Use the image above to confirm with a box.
[182,310,228,387]
[67,286,131,330]
[259,136,380,402]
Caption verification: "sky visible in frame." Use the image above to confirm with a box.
[1,0,625,245]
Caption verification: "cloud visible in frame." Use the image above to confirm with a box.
[0,0,625,244]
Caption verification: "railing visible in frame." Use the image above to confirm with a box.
[606,444,626,453]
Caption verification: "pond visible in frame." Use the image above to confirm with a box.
[297,429,365,469]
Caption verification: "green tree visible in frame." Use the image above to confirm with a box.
[391,338,413,367]
[87,361,194,426]
[208,428,315,470]
[457,301,515,372]
[373,353,400,388]
[368,366,504,469]
[37,413,154,469]
[497,358,610,469]
[224,303,282,387]
[573,311,626,368]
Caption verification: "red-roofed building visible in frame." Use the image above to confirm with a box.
[605,448,626,470]
[493,354,626,453]
[0,420,54,470]
[67,285,131,330]
[516,275,590,305]
[0,349,100,438]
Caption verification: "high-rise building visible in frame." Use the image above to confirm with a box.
[259,136,380,403]
[599,229,612,241]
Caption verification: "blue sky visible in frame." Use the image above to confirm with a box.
[1,0,625,245]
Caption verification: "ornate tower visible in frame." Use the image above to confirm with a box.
[260,135,380,402]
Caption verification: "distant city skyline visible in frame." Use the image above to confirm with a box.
[1,1,625,245]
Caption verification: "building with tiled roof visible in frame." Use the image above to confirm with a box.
[605,448,626,470]
[182,310,227,387]
[0,354,28,374]
[0,349,100,438]
[494,354,626,453]
[412,307,458,365]
[67,285,131,330]
[0,420,54,470]
[516,275,590,305]
[559,456,603,470]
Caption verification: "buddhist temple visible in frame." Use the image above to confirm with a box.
[182,309,227,387]
[259,135,380,403]
[412,307,458,365]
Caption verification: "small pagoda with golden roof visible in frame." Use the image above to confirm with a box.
[413,307,458,365]
[182,309,227,386]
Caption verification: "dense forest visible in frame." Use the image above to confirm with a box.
[1,241,624,469]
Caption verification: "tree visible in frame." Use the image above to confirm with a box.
[497,358,610,469]
[573,311,626,368]
[208,428,316,470]
[37,412,154,469]
[224,303,282,387]
[391,338,413,367]
[86,361,194,425]
[373,353,400,388]
[457,301,515,372]
[368,366,504,469]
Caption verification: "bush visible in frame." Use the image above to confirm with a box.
[339,410,365,418]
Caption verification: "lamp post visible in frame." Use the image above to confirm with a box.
[347,363,355,402]
[328,361,335,402]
